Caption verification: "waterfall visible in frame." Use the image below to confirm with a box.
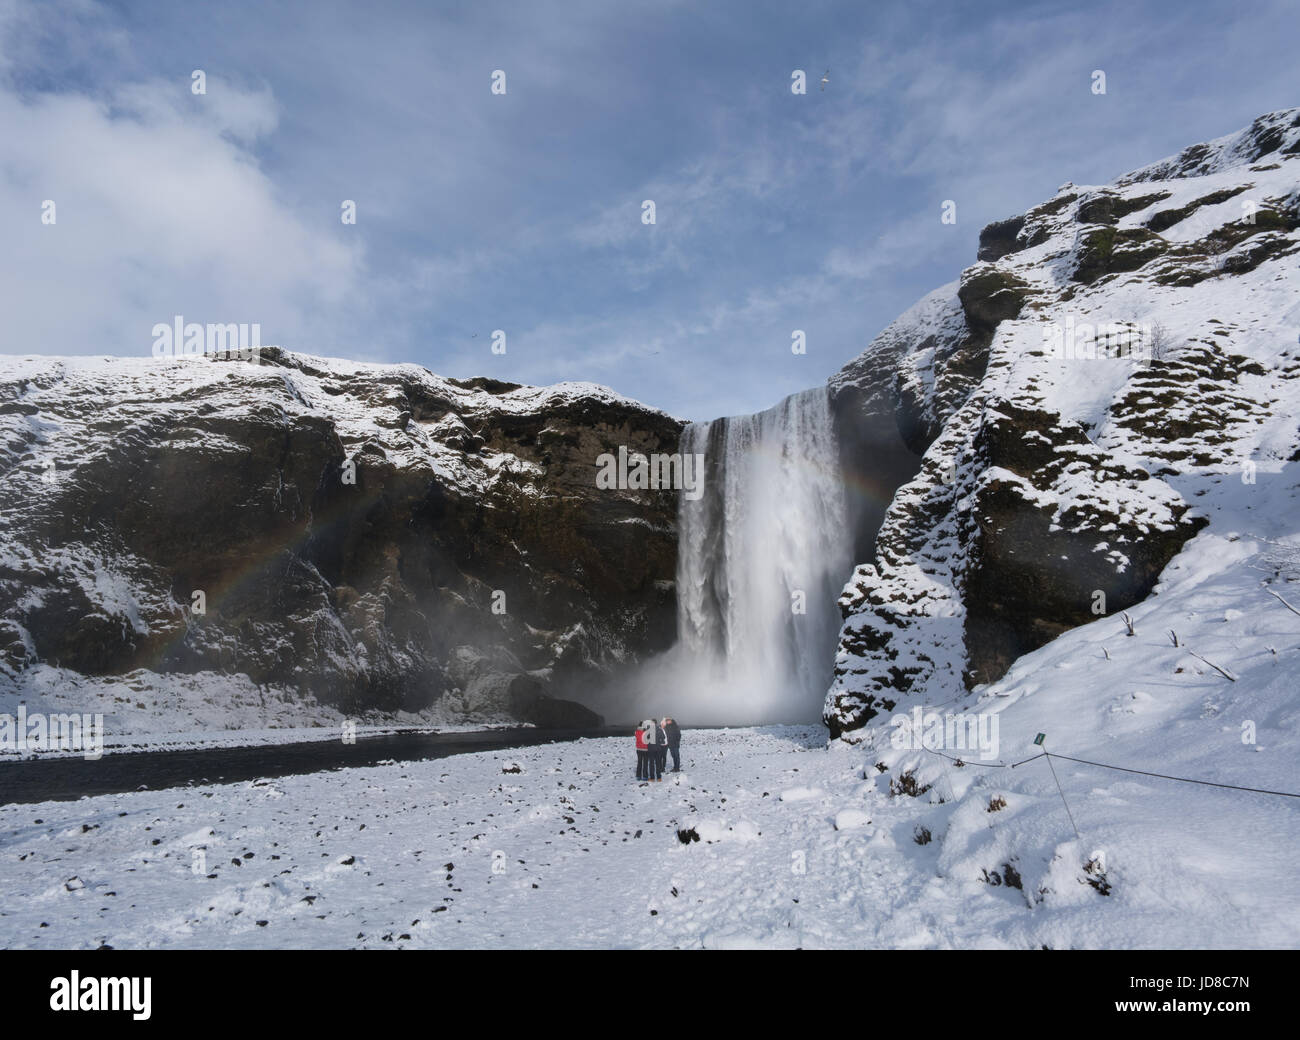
[676,386,853,721]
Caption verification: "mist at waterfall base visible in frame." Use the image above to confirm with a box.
[616,387,856,727]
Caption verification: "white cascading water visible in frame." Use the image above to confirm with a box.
[676,385,853,722]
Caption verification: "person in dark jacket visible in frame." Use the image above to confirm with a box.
[662,716,681,772]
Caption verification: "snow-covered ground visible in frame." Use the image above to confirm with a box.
[3,685,1297,949]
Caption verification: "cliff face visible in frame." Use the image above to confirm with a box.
[825,108,1300,739]
[0,348,683,726]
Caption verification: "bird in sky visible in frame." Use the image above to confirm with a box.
[820,70,829,91]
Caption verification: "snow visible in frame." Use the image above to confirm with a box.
[2,710,1296,948]
[778,785,826,802]
[833,809,873,831]
[838,492,1300,946]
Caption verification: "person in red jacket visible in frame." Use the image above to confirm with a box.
[635,723,649,781]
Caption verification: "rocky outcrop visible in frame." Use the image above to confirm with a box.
[976,215,1028,263]
[824,108,1300,739]
[960,399,1206,686]
[0,349,683,726]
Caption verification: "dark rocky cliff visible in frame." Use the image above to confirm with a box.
[0,348,683,726]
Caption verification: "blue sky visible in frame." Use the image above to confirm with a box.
[2,0,1298,420]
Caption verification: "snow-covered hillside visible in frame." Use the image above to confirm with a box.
[785,108,1300,948]
[827,107,1300,734]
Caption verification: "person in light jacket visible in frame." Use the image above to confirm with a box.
[643,718,663,781]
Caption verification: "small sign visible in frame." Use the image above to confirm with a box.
[1033,733,1046,746]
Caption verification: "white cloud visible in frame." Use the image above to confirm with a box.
[0,71,361,355]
